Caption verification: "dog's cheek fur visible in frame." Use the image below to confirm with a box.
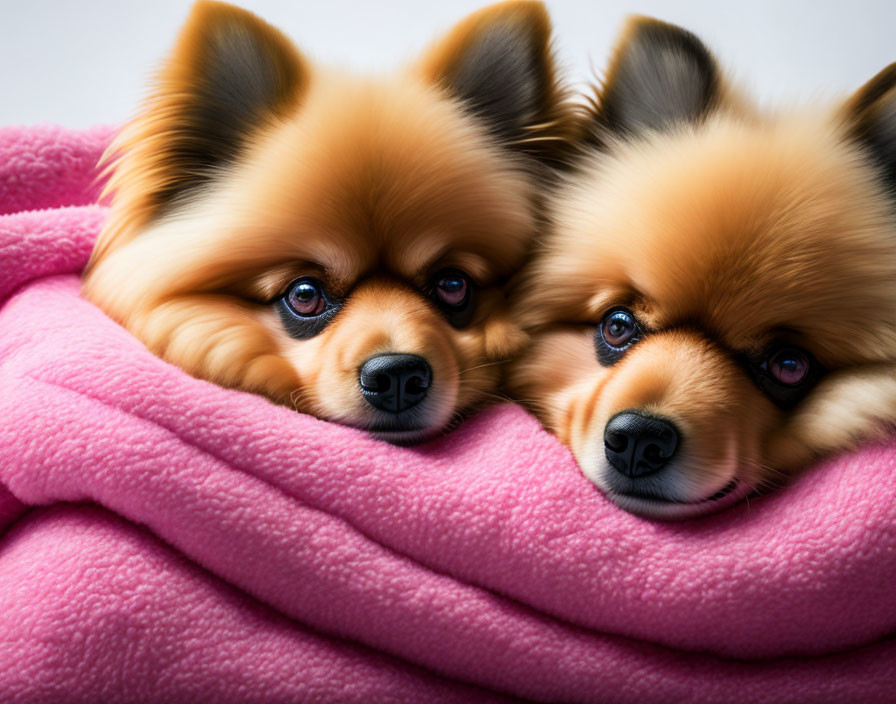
[475,287,530,362]
[505,326,606,446]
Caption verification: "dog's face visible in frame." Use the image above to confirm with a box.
[83,1,575,443]
[509,18,896,518]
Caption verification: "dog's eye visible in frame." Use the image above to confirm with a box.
[595,307,642,366]
[276,277,341,340]
[431,269,474,328]
[602,310,637,348]
[435,273,469,307]
[767,347,809,386]
[749,345,822,408]
[286,278,325,317]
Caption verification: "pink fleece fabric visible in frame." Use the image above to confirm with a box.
[1,125,895,703]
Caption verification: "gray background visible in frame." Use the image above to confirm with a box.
[0,0,892,127]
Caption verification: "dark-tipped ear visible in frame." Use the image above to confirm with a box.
[107,1,307,216]
[418,1,573,162]
[843,64,896,193]
[595,16,721,137]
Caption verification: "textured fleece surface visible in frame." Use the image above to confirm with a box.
[0,125,894,703]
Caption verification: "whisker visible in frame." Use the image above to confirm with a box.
[506,396,552,415]
[477,393,515,407]
[747,459,789,480]
[738,458,793,497]
[289,388,310,413]
[442,410,467,435]
[457,359,512,376]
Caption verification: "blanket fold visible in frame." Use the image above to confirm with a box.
[1,125,894,703]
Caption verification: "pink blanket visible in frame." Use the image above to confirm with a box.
[1,125,895,703]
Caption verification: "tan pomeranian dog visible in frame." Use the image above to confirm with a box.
[508,17,896,518]
[83,0,577,443]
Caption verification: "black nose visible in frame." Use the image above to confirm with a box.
[604,411,680,478]
[359,354,432,414]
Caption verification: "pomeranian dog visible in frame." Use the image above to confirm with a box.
[508,17,896,518]
[83,0,576,443]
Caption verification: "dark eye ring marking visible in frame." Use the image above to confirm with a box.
[748,345,823,408]
[592,305,824,408]
[430,269,475,329]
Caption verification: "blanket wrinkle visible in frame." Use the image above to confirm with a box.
[8,358,725,700]
[0,204,105,302]
[35,367,887,669]
[24,370,623,645]
[0,503,511,704]
[2,124,896,703]
[23,370,806,669]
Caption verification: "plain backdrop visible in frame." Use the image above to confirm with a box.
[0,0,893,128]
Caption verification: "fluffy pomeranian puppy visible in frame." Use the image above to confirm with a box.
[83,0,576,443]
[508,17,896,518]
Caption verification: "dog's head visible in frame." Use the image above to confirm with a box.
[509,17,896,517]
[83,0,576,443]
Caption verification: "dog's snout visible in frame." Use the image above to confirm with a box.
[359,354,432,413]
[604,411,679,478]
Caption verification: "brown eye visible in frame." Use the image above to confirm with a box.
[748,344,822,409]
[595,308,642,367]
[286,277,325,317]
[602,309,637,348]
[430,269,475,329]
[435,272,470,307]
[768,347,809,386]
[277,277,341,340]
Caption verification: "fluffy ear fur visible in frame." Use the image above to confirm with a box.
[843,64,896,193]
[417,0,574,162]
[594,16,721,137]
[90,0,307,265]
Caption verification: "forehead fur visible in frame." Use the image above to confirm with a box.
[540,114,896,365]
[143,70,538,295]
[247,71,536,273]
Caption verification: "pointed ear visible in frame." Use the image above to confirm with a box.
[106,0,307,219]
[417,1,572,161]
[596,16,721,136]
[843,64,896,193]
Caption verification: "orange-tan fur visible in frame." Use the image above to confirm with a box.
[508,17,896,518]
[83,0,578,443]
